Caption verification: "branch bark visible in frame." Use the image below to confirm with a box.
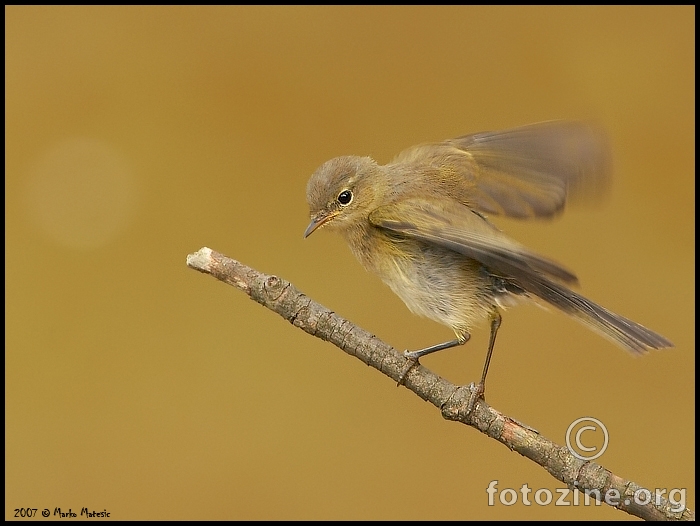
[186,247,693,521]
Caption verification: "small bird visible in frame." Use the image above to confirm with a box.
[304,121,673,408]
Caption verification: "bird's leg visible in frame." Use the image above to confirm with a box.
[397,334,470,385]
[466,309,502,414]
[403,335,470,360]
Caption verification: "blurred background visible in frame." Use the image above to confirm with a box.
[5,6,694,520]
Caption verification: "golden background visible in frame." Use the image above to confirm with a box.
[6,6,694,520]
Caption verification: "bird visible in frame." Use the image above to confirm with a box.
[303,121,673,409]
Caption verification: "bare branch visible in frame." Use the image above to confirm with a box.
[186,247,693,521]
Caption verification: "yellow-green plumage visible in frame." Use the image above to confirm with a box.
[304,121,672,392]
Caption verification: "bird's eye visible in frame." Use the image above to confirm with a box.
[337,190,353,206]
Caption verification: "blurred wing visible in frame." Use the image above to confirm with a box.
[369,198,578,285]
[390,121,612,219]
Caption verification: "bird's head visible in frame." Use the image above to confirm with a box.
[304,156,383,238]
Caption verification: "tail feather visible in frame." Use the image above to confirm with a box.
[523,276,673,354]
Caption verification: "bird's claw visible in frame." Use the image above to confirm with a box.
[466,382,485,415]
[397,352,420,386]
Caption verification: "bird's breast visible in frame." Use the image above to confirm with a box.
[343,224,497,334]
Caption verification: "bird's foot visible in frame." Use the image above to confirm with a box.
[397,351,420,386]
[466,382,485,415]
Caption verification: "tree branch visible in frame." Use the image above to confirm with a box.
[186,247,693,521]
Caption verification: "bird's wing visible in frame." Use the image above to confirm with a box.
[369,197,578,285]
[370,198,673,354]
[389,121,611,219]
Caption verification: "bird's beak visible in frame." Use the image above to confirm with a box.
[304,211,337,238]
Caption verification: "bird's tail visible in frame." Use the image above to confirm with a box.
[524,276,673,354]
